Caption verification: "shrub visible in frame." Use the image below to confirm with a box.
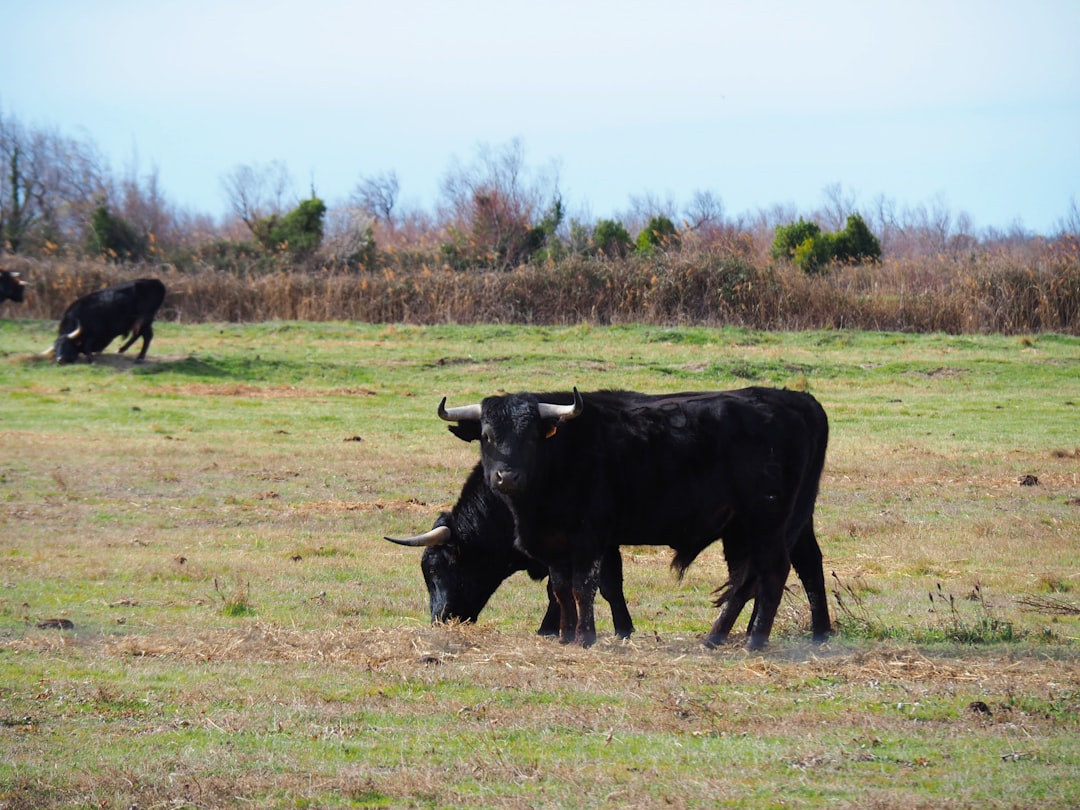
[635,215,679,254]
[87,205,147,261]
[255,197,327,258]
[772,214,881,274]
[593,219,632,258]
[832,213,882,264]
[771,218,822,263]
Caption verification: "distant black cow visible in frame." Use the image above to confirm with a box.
[386,463,634,638]
[0,269,27,304]
[438,387,832,649]
[51,278,166,364]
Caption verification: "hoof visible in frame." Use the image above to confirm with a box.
[702,633,728,649]
[745,634,769,651]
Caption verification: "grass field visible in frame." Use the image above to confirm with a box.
[1,319,1078,808]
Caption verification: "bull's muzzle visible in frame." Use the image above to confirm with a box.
[491,468,523,493]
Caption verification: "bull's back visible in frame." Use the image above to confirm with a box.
[564,387,827,543]
[59,278,165,331]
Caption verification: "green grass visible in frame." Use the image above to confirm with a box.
[1,319,1078,808]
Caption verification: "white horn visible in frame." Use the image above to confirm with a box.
[538,387,583,421]
[65,323,83,340]
[384,525,452,548]
[438,397,482,422]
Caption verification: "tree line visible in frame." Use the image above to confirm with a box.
[3,107,1078,277]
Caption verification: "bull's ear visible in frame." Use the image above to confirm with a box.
[447,423,481,442]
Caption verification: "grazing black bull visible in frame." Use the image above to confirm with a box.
[0,269,27,304]
[386,463,634,638]
[51,278,166,364]
[438,386,832,649]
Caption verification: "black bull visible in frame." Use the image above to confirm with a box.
[386,463,634,638]
[51,278,166,364]
[0,269,27,304]
[437,387,833,649]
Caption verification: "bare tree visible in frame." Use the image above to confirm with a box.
[683,189,726,231]
[115,149,175,251]
[439,138,561,269]
[323,204,376,265]
[352,170,400,225]
[0,108,109,253]
[1056,196,1080,238]
[817,182,858,232]
[220,160,293,232]
[867,193,899,255]
[623,191,678,235]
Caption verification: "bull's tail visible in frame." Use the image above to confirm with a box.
[710,560,756,608]
[670,545,708,579]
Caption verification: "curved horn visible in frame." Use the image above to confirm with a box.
[384,525,452,548]
[65,322,82,340]
[538,387,583,421]
[41,345,57,357]
[438,397,482,422]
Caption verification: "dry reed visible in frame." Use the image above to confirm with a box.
[3,241,1077,334]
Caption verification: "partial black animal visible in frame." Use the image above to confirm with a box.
[386,463,634,638]
[438,386,832,650]
[51,278,166,364]
[0,269,27,304]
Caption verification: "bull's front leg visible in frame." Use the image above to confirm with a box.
[537,580,561,636]
[572,555,602,648]
[548,564,578,644]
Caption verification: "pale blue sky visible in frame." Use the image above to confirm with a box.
[3,0,1078,233]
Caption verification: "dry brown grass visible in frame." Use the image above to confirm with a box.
[6,621,1077,809]
[4,239,1078,333]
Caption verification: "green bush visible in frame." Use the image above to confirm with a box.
[772,214,881,274]
[593,219,632,258]
[771,218,821,262]
[87,205,147,261]
[635,215,679,254]
[255,197,327,258]
[832,213,882,264]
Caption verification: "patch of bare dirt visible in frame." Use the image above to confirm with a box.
[81,622,1080,696]
[149,382,377,398]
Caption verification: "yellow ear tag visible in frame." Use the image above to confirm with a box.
[545,424,559,439]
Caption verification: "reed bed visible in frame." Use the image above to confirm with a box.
[4,241,1078,334]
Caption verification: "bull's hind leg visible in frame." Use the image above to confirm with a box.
[790,518,832,643]
[117,318,142,354]
[703,559,755,648]
[745,554,792,651]
[571,556,601,648]
[134,323,154,362]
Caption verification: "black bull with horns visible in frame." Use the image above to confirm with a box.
[386,463,634,638]
[435,386,833,649]
[50,278,166,364]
